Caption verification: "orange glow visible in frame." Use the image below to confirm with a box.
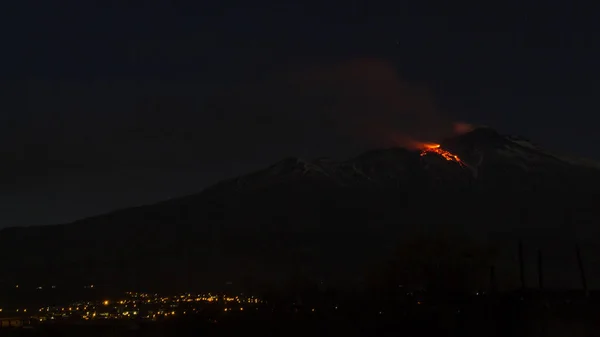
[453,122,473,134]
[419,143,463,165]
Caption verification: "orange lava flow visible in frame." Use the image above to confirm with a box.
[419,143,463,164]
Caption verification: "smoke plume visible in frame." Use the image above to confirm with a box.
[214,58,466,154]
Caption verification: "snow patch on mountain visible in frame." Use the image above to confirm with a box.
[212,127,600,195]
[503,135,600,170]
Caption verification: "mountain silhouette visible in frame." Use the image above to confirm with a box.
[2,127,599,293]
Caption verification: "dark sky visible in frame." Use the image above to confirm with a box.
[1,1,598,227]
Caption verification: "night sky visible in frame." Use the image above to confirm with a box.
[1,1,598,227]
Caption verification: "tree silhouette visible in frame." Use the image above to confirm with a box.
[382,231,494,298]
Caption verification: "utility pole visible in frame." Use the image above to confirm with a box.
[489,265,497,293]
[518,240,525,290]
[537,249,544,290]
[575,244,588,296]
[518,208,528,291]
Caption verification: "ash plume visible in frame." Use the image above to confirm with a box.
[211,58,466,155]
[289,58,459,148]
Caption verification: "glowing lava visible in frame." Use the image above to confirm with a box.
[419,143,463,165]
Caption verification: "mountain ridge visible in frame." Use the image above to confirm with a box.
[4,127,600,231]
[2,127,600,292]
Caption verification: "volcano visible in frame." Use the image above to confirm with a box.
[2,127,600,293]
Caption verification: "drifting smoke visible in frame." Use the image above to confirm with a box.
[210,58,471,156]
[453,122,475,135]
